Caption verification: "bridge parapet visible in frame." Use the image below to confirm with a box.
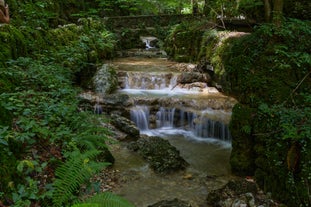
[103,14,256,31]
[103,14,199,30]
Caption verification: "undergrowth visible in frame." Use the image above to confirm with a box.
[0,17,134,207]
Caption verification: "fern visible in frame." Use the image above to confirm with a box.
[52,150,110,207]
[72,192,136,207]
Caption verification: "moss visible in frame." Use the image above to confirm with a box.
[0,25,27,65]
[164,22,205,62]
[229,103,256,175]
[222,20,311,105]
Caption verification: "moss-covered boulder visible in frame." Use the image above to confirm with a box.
[110,113,140,141]
[223,20,311,206]
[229,104,256,176]
[93,64,119,94]
[128,136,188,174]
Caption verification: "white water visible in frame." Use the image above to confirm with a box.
[130,105,149,130]
[124,72,179,90]
[130,105,231,143]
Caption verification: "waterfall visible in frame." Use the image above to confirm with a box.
[169,75,178,90]
[130,105,231,142]
[122,72,180,90]
[183,110,231,141]
[191,117,231,141]
[130,105,149,130]
[156,107,176,128]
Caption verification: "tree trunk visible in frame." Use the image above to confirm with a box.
[263,0,271,22]
[192,0,199,15]
[272,0,284,27]
[203,0,210,16]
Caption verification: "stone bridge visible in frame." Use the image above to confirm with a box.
[103,14,256,31]
[103,14,256,49]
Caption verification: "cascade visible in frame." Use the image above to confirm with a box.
[124,72,179,90]
[156,107,176,128]
[113,56,236,144]
[130,106,231,142]
[91,56,236,206]
[130,105,149,130]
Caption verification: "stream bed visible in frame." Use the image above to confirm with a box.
[103,55,237,206]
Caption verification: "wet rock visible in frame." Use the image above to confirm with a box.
[128,135,188,174]
[148,198,191,207]
[180,82,208,91]
[177,72,211,84]
[102,93,133,115]
[196,58,214,77]
[110,113,140,141]
[170,63,198,72]
[103,93,131,106]
[206,178,284,207]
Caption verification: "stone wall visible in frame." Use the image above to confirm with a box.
[103,14,199,30]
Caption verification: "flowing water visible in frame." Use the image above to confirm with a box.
[105,55,237,206]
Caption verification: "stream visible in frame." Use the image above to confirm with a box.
[104,54,237,207]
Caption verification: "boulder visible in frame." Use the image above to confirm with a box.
[110,113,140,141]
[102,93,133,115]
[128,135,188,174]
[206,178,284,207]
[93,64,119,95]
[177,72,211,84]
[148,198,191,207]
[103,93,131,106]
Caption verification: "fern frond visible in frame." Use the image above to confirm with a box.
[73,127,110,151]
[71,204,100,207]
[73,192,136,207]
[52,150,110,207]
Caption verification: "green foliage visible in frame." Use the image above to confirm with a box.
[73,192,136,207]
[0,15,117,206]
[254,101,311,206]
[284,0,311,20]
[223,19,311,105]
[210,18,311,206]
[235,0,264,21]
[52,150,110,207]
[164,21,207,62]
[0,25,28,67]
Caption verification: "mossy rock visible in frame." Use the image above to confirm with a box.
[128,136,188,174]
[229,103,256,175]
[93,64,119,94]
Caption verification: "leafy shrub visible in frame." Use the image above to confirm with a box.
[224,19,311,206]
[0,17,118,206]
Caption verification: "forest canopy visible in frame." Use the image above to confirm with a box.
[5,0,311,28]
